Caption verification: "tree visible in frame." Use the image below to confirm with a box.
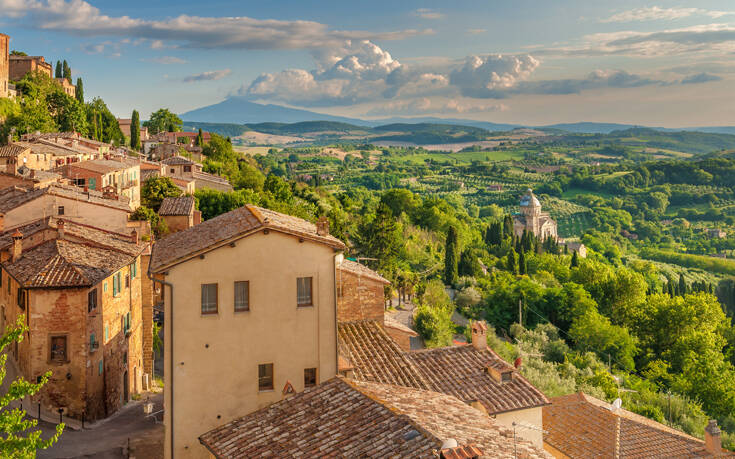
[130,110,141,151]
[571,250,579,268]
[141,176,182,211]
[678,273,688,296]
[458,248,481,277]
[444,226,459,285]
[507,248,518,275]
[62,60,71,83]
[143,108,182,134]
[202,134,236,163]
[518,249,527,275]
[196,128,204,147]
[54,61,62,79]
[130,206,168,238]
[194,189,247,220]
[74,77,84,104]
[0,316,64,455]
[414,279,455,348]
[503,215,514,239]
[354,202,402,272]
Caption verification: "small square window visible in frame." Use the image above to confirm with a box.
[50,336,67,363]
[304,368,317,388]
[201,283,218,314]
[57,206,64,216]
[234,281,249,312]
[88,288,97,313]
[297,277,313,307]
[258,363,273,391]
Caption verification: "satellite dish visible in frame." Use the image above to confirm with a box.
[611,398,622,411]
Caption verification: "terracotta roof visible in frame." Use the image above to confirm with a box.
[407,345,550,415]
[384,315,419,336]
[13,140,82,157]
[158,196,195,216]
[199,378,549,458]
[150,204,345,272]
[3,239,138,288]
[338,259,390,284]
[0,184,131,213]
[192,171,231,186]
[338,321,430,389]
[161,155,195,166]
[0,144,30,158]
[65,159,134,174]
[544,393,734,458]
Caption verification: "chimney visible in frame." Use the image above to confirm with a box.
[705,420,722,454]
[0,213,5,232]
[316,216,330,236]
[57,219,65,239]
[131,229,138,245]
[11,229,23,262]
[471,321,488,351]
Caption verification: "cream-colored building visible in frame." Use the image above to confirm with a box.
[513,189,558,240]
[149,206,345,459]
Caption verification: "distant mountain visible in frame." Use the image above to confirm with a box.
[181,98,735,136]
[180,97,369,125]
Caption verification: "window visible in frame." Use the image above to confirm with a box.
[50,336,67,363]
[104,325,109,342]
[17,288,26,310]
[201,283,218,314]
[304,368,317,388]
[57,206,64,215]
[103,281,107,293]
[88,288,97,313]
[90,333,98,352]
[170,168,175,174]
[130,260,137,279]
[234,281,250,312]
[112,272,121,296]
[183,165,191,173]
[98,359,103,375]
[258,363,273,391]
[125,274,129,289]
[297,277,313,307]
[122,312,131,334]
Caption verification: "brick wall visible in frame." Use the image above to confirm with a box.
[336,269,385,322]
[140,254,154,377]
[383,324,413,352]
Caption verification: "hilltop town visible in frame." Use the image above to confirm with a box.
[1,23,735,459]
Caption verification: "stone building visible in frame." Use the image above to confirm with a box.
[149,206,345,458]
[55,77,75,98]
[60,158,141,209]
[158,196,199,234]
[513,188,558,240]
[0,33,8,98]
[160,155,232,192]
[0,218,148,420]
[8,55,52,81]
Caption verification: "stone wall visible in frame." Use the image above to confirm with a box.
[383,324,413,352]
[336,269,385,323]
[162,215,192,234]
[140,254,154,377]
[0,34,8,99]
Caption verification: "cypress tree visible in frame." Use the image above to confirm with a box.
[55,61,62,78]
[507,248,518,275]
[518,250,527,275]
[444,226,459,286]
[571,250,579,268]
[75,77,84,103]
[62,60,71,83]
[503,215,513,239]
[678,273,687,296]
[196,128,204,147]
[130,110,141,151]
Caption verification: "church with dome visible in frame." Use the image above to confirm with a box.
[513,189,558,240]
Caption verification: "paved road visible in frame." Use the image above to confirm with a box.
[36,393,163,459]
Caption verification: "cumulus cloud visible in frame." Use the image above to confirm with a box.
[183,69,231,83]
[680,72,723,84]
[601,7,732,23]
[145,56,188,65]
[414,8,444,20]
[0,0,431,49]
[449,54,540,98]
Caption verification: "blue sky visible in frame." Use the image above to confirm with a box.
[1,0,734,126]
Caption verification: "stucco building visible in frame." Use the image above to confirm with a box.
[0,217,148,421]
[149,206,345,458]
[160,155,232,192]
[55,77,75,98]
[60,158,141,209]
[513,189,558,240]
[158,196,199,234]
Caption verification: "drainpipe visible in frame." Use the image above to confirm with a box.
[147,260,174,458]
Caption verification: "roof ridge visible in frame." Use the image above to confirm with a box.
[245,204,264,223]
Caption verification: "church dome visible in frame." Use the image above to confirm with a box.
[520,189,541,208]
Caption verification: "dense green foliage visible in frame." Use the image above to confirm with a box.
[144,108,182,134]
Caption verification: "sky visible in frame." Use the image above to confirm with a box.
[1,0,734,127]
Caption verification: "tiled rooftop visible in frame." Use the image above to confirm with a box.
[338,321,430,389]
[0,144,30,158]
[338,319,549,415]
[66,159,134,174]
[150,204,345,272]
[199,378,549,458]
[158,196,195,216]
[338,258,390,283]
[161,155,195,166]
[0,184,131,213]
[544,393,734,458]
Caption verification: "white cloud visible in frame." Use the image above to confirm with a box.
[0,0,431,49]
[145,56,188,65]
[449,54,540,97]
[679,72,722,84]
[183,69,232,83]
[414,8,444,20]
[601,7,732,23]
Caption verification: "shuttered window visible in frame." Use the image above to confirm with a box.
[297,277,313,307]
[258,363,273,391]
[234,281,250,312]
[201,283,218,314]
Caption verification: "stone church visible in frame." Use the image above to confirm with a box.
[513,189,558,240]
